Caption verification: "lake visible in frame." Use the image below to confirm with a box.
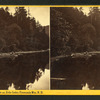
[51,53,100,90]
[0,51,49,90]
[8,69,50,90]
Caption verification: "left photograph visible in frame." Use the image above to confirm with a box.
[0,7,50,90]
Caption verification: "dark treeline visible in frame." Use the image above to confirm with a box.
[51,7,100,57]
[0,7,49,52]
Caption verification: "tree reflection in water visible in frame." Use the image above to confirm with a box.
[0,51,49,90]
[51,55,100,90]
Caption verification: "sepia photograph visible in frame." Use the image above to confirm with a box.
[0,6,50,90]
[50,7,100,90]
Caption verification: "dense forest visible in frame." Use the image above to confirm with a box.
[0,7,49,89]
[0,7,49,53]
[51,7,100,57]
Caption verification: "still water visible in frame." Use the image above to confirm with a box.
[51,54,100,90]
[0,51,49,90]
[8,69,50,90]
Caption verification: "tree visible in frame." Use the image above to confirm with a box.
[88,7,100,35]
[88,7,100,50]
[5,7,9,12]
[51,8,72,56]
[5,23,22,51]
[14,7,27,21]
[78,23,96,51]
[14,7,29,33]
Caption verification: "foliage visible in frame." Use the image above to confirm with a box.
[0,7,49,52]
[51,7,100,57]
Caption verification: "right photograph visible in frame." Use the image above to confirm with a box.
[50,7,100,90]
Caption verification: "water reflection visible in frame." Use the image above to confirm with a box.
[0,51,49,90]
[26,69,50,90]
[82,83,90,90]
[8,69,50,90]
[51,55,100,89]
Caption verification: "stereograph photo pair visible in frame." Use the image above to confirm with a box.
[0,6,99,92]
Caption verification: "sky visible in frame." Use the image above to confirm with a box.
[77,7,90,15]
[82,7,90,15]
[77,7,100,15]
[2,7,99,26]
[4,7,50,26]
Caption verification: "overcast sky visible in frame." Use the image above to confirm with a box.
[82,7,90,15]
[76,7,96,15]
[5,7,50,26]
[1,7,98,26]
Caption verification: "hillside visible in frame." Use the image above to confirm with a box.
[0,7,49,53]
[51,7,100,57]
